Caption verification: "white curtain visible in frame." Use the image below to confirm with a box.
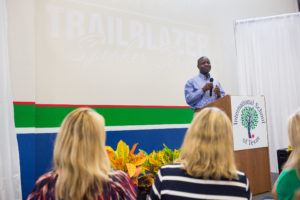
[0,0,22,199]
[234,13,300,173]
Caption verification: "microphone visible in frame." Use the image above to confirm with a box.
[209,78,214,96]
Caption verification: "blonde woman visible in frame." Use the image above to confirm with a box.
[149,107,251,200]
[27,108,137,200]
[272,110,300,200]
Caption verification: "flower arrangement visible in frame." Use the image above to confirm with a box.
[140,144,181,178]
[106,140,147,185]
[106,140,181,194]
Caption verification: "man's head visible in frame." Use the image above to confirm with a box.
[197,56,211,75]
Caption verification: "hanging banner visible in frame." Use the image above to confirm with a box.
[231,96,268,151]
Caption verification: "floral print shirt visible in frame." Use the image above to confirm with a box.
[27,170,138,200]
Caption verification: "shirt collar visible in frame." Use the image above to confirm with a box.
[199,73,211,80]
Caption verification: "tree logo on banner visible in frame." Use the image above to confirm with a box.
[232,98,266,148]
[241,107,258,139]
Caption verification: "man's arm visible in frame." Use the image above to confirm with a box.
[219,83,226,97]
[184,80,205,106]
[213,82,225,98]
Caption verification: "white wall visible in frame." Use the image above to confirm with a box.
[8,0,298,105]
[7,0,35,102]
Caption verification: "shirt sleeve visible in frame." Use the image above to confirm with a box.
[276,170,295,200]
[245,177,251,200]
[184,79,205,107]
[217,81,226,98]
[27,183,44,200]
[27,172,56,200]
[149,169,163,200]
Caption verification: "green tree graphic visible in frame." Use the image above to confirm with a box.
[241,106,258,138]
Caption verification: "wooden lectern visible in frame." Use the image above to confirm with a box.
[199,95,271,195]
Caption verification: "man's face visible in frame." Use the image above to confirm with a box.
[198,57,211,75]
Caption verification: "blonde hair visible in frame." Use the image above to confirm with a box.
[284,109,300,176]
[181,107,237,180]
[53,108,110,200]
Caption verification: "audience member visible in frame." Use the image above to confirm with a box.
[272,110,300,200]
[27,108,137,200]
[149,107,251,200]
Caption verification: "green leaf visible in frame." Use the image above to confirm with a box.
[138,149,148,156]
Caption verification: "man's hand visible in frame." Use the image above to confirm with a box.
[202,82,213,92]
[214,85,221,97]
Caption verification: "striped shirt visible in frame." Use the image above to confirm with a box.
[148,163,251,200]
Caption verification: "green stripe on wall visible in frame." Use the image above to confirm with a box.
[14,105,193,128]
[14,104,36,127]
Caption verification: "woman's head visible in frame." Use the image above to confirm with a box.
[181,107,237,180]
[53,108,110,200]
[288,110,300,151]
[285,109,300,173]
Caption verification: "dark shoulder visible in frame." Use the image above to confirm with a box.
[233,170,250,190]
[27,171,58,199]
[108,169,134,185]
[159,163,186,176]
[34,171,58,188]
[236,170,248,182]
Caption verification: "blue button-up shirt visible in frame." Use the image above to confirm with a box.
[184,73,225,110]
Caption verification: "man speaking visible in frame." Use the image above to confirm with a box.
[184,56,225,117]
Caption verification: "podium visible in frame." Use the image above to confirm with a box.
[199,95,271,195]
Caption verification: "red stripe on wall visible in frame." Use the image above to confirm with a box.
[13,102,189,109]
[13,102,35,105]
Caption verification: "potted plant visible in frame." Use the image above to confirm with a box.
[106,141,181,200]
[106,140,147,185]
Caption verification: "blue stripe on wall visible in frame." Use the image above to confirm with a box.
[17,128,187,199]
[17,134,36,200]
[106,128,187,152]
